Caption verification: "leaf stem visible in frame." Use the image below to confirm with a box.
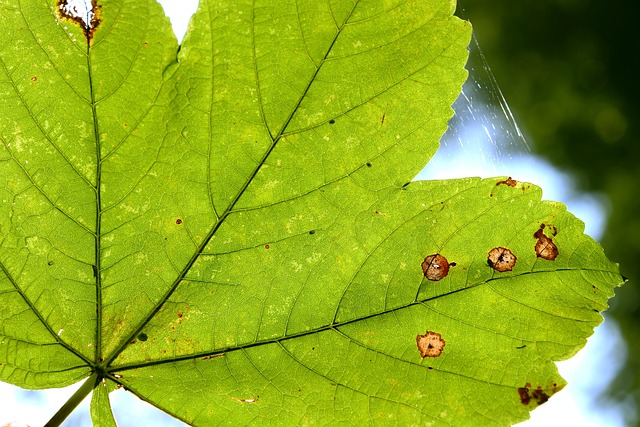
[44,372,100,427]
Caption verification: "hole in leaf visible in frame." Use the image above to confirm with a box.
[56,0,101,42]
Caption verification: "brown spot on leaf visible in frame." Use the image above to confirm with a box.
[518,387,531,405]
[416,330,445,358]
[487,247,517,272]
[518,384,551,406]
[534,225,558,260]
[421,254,450,281]
[496,177,518,187]
[264,244,270,249]
[31,76,37,82]
[200,354,224,361]
[175,218,183,225]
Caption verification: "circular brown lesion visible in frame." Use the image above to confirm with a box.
[416,330,445,358]
[487,247,517,272]
[421,254,450,281]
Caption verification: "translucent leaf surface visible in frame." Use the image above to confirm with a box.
[0,0,623,425]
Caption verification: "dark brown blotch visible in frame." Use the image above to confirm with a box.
[421,254,450,281]
[496,177,518,187]
[487,247,517,272]
[518,384,551,406]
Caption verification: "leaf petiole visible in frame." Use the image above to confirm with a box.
[44,372,100,427]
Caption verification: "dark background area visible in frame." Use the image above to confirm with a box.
[457,1,639,425]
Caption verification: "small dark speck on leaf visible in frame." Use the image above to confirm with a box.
[264,244,270,249]
[137,332,148,342]
[329,119,335,124]
[47,261,54,266]
[31,76,37,82]
[516,344,527,349]
[416,330,445,358]
[143,41,149,47]
[175,218,183,225]
[421,254,450,281]
[487,247,517,272]
[309,230,315,235]
[366,162,372,167]
[402,182,410,189]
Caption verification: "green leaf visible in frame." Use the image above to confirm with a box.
[0,0,623,426]
[91,378,117,427]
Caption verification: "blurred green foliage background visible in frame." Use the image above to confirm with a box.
[458,1,639,424]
